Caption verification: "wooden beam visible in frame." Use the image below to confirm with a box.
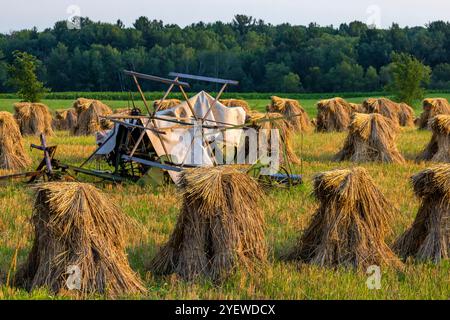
[152,77,178,115]
[201,83,228,121]
[122,156,183,172]
[132,75,152,115]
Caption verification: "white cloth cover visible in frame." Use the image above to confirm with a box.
[145,91,246,182]
[95,91,246,183]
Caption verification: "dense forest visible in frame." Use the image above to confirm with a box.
[0,15,450,93]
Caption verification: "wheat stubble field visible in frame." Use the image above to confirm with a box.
[0,96,449,299]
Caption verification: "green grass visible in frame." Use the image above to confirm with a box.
[0,96,449,300]
[1,90,449,102]
[0,90,392,101]
[2,91,450,117]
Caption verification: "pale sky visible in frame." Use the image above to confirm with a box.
[1,0,449,33]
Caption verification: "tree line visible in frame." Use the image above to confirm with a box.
[0,15,449,93]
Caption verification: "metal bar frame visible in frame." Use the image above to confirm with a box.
[168,72,238,85]
[123,69,241,172]
[122,155,183,172]
[127,71,177,159]
[178,82,229,167]
[124,70,190,87]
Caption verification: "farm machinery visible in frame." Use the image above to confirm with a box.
[0,71,303,187]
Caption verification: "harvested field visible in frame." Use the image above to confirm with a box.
[0,97,448,300]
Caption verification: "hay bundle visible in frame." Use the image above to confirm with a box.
[418,98,450,130]
[316,97,355,132]
[398,103,416,127]
[349,102,365,113]
[416,115,450,163]
[393,164,450,262]
[72,100,113,136]
[153,99,181,111]
[72,98,94,115]
[247,111,300,164]
[149,165,267,281]
[363,98,415,127]
[113,108,131,115]
[53,109,78,131]
[267,96,312,133]
[285,167,402,269]
[0,111,31,170]
[14,102,54,136]
[15,182,146,298]
[220,99,251,113]
[334,113,405,163]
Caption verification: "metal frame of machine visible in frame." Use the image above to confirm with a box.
[0,70,302,187]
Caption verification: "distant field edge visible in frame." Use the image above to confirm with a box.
[1,90,449,101]
[0,91,395,101]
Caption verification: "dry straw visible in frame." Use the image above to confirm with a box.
[393,164,450,262]
[267,96,312,133]
[349,102,365,113]
[418,98,450,130]
[72,98,94,115]
[220,99,251,113]
[113,108,131,115]
[153,99,181,111]
[53,109,78,131]
[316,97,358,132]
[72,100,113,135]
[149,165,267,282]
[334,113,405,163]
[15,182,146,298]
[247,111,300,164]
[363,98,415,127]
[0,111,31,170]
[14,102,54,136]
[416,115,450,163]
[285,167,403,270]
